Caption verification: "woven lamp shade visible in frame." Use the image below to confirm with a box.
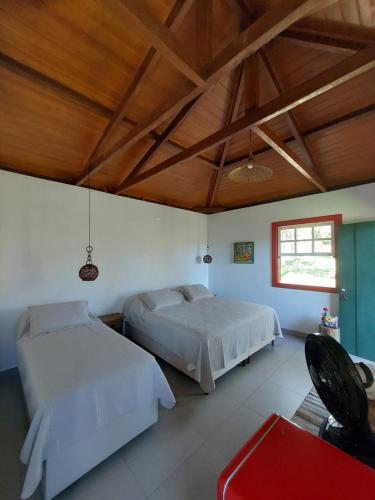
[228,162,273,183]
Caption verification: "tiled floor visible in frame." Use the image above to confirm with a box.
[0,333,312,500]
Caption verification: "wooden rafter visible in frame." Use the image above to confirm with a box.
[114,97,200,194]
[260,48,319,171]
[76,0,336,185]
[118,0,204,85]
[207,64,244,207]
[224,104,375,169]
[76,0,193,180]
[118,45,375,190]
[252,124,326,192]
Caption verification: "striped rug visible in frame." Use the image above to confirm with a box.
[291,387,329,436]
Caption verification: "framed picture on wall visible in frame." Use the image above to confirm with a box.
[234,242,254,264]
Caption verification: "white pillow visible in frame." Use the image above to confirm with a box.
[140,289,184,312]
[179,284,213,302]
[28,300,92,338]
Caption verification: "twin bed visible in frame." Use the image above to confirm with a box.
[17,286,281,498]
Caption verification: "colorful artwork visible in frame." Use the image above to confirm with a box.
[234,242,254,264]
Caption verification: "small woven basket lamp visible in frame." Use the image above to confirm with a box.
[203,245,213,264]
[79,245,99,281]
[79,170,99,281]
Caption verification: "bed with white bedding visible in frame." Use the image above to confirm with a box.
[16,302,175,499]
[124,286,282,393]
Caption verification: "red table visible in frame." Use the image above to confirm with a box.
[218,413,375,499]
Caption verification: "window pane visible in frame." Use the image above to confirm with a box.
[296,226,312,240]
[280,228,295,241]
[314,239,332,254]
[296,240,312,254]
[280,256,336,288]
[314,224,332,239]
[280,241,295,254]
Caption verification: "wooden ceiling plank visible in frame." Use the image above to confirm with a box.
[118,0,204,85]
[76,0,193,182]
[77,0,333,185]
[252,124,326,192]
[119,45,375,189]
[196,0,213,71]
[0,49,217,171]
[114,96,200,194]
[207,64,244,207]
[260,48,319,171]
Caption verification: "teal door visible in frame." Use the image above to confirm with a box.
[339,222,375,361]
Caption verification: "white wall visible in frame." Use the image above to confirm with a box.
[0,171,208,371]
[208,183,375,335]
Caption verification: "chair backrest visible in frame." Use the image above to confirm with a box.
[305,334,368,432]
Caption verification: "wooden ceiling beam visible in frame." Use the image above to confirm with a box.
[252,124,326,191]
[260,48,319,171]
[119,45,375,190]
[114,97,200,194]
[224,104,375,168]
[77,0,335,185]
[118,0,204,85]
[282,18,375,52]
[207,64,244,207]
[76,0,193,181]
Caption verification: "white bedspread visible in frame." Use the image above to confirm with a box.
[125,296,282,392]
[16,316,175,499]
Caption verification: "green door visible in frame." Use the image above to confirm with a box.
[356,222,375,361]
[339,224,357,355]
[339,222,375,361]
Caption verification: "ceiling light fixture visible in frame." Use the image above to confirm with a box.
[228,129,273,183]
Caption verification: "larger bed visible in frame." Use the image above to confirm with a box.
[125,286,282,393]
[16,302,175,499]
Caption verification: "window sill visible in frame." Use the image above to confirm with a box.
[272,282,339,293]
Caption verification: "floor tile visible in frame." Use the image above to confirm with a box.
[149,443,227,500]
[57,452,145,500]
[269,360,312,396]
[122,412,204,495]
[206,405,266,461]
[244,379,306,420]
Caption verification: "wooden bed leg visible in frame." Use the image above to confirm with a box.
[240,360,247,366]
[271,340,275,347]
[246,356,250,364]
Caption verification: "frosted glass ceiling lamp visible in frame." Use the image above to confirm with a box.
[79,170,99,281]
[228,130,273,184]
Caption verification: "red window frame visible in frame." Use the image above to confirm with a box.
[272,214,342,293]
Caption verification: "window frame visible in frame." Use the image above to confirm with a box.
[272,214,342,293]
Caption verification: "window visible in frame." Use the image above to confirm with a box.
[272,214,342,292]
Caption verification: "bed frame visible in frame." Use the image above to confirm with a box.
[41,401,158,499]
[128,325,276,393]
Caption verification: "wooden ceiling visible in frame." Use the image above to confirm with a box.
[0,0,374,213]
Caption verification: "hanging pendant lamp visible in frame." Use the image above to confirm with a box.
[79,170,99,281]
[228,130,273,184]
[203,244,212,264]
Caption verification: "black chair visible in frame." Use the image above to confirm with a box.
[305,334,375,468]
